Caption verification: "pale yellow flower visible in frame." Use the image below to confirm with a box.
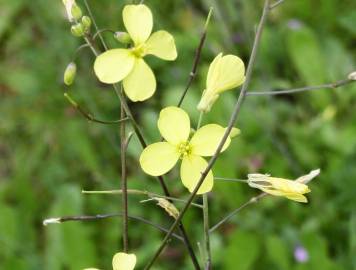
[94,4,177,102]
[85,252,136,270]
[139,106,239,194]
[247,169,320,203]
[197,53,245,112]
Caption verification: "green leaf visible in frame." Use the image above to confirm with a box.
[266,235,290,270]
[223,231,261,270]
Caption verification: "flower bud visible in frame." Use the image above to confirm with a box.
[114,31,132,44]
[71,3,82,21]
[81,16,91,33]
[348,71,356,81]
[71,23,85,37]
[64,62,77,86]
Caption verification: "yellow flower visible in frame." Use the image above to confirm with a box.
[94,4,177,102]
[197,53,245,112]
[247,169,320,203]
[139,106,239,194]
[85,252,136,270]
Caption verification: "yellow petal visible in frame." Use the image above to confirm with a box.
[145,30,177,60]
[181,155,213,194]
[228,127,241,138]
[123,4,153,45]
[94,49,135,84]
[268,177,310,194]
[260,188,308,203]
[140,142,179,176]
[123,58,156,101]
[206,53,245,93]
[158,107,190,145]
[284,193,308,203]
[190,124,231,157]
[112,252,136,270]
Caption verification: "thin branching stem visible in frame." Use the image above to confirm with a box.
[214,177,248,183]
[209,193,266,233]
[83,0,108,50]
[177,8,213,107]
[269,0,285,9]
[64,93,129,124]
[43,213,184,242]
[247,79,354,96]
[82,189,203,209]
[144,1,271,269]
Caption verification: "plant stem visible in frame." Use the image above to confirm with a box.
[246,79,354,96]
[203,194,211,270]
[120,85,129,252]
[177,8,213,107]
[82,189,204,209]
[214,177,248,183]
[144,1,271,268]
[269,0,285,9]
[43,213,184,242]
[209,193,266,233]
[64,93,129,124]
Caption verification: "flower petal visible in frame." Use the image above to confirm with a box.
[190,124,231,157]
[268,177,311,194]
[123,4,153,45]
[94,49,135,84]
[112,253,136,270]
[140,142,179,176]
[123,58,156,101]
[158,107,190,145]
[206,53,245,93]
[145,30,177,60]
[181,155,213,194]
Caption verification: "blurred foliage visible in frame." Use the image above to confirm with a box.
[1,0,356,269]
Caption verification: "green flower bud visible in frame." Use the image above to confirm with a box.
[114,31,132,44]
[81,16,91,33]
[64,62,77,86]
[348,71,356,81]
[71,23,85,37]
[71,3,82,21]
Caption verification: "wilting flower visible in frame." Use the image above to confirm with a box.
[85,252,136,270]
[197,53,245,112]
[140,106,239,194]
[247,169,320,203]
[94,4,177,102]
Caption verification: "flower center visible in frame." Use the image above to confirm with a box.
[177,141,192,158]
[131,44,146,58]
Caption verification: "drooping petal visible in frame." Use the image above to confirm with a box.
[190,124,231,157]
[268,177,311,194]
[112,252,136,270]
[206,53,245,93]
[145,30,177,60]
[181,155,213,194]
[123,58,156,101]
[158,107,190,145]
[94,49,135,84]
[139,142,179,176]
[123,4,153,45]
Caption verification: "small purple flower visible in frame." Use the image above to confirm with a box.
[294,246,309,263]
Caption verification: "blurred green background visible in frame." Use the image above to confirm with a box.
[1,0,356,269]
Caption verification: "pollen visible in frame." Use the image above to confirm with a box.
[131,44,146,58]
[177,141,192,157]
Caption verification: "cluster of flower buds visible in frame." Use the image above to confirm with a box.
[62,0,91,37]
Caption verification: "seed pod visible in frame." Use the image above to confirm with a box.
[64,62,77,86]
